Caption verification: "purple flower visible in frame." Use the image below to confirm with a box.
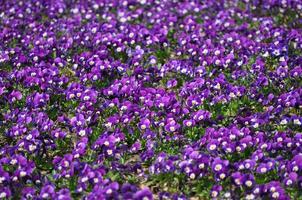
[283,172,298,187]
[256,163,270,174]
[211,158,229,173]
[164,118,180,133]
[264,181,289,199]
[40,184,55,199]
[192,110,211,122]
[183,119,195,127]
[9,90,22,103]
[139,118,151,130]
[210,185,222,198]
[133,188,153,200]
[231,172,244,186]
[0,187,11,199]
[167,79,178,88]
[21,187,36,200]
[56,188,72,200]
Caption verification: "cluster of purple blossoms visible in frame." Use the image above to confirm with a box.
[0,0,302,199]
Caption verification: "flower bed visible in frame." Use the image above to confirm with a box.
[0,0,302,199]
